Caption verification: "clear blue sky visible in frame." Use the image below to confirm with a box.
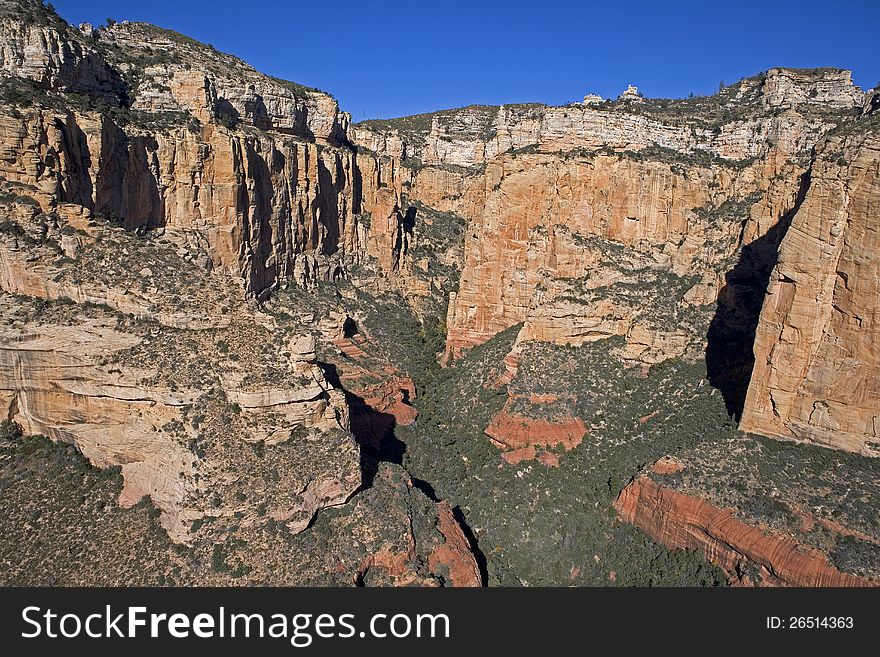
[50,0,880,121]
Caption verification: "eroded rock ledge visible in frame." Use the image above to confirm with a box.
[615,457,878,587]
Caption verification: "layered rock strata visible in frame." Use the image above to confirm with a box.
[615,457,878,586]
[740,129,880,455]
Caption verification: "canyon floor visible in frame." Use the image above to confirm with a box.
[0,0,878,586]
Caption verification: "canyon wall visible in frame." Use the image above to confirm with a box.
[0,186,360,541]
[0,1,483,584]
[0,3,415,301]
[354,67,861,167]
[357,68,880,459]
[4,5,878,463]
[355,68,866,369]
[0,107,365,294]
[1,0,878,589]
[740,127,880,456]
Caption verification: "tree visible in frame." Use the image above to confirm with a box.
[718,80,726,93]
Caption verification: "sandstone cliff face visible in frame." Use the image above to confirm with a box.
[0,0,124,99]
[740,128,880,456]
[356,68,864,369]
[1,0,877,586]
[615,456,878,586]
[0,105,364,296]
[354,67,874,465]
[0,1,410,302]
[444,152,739,360]
[354,68,861,168]
[0,191,361,541]
[0,169,482,583]
[0,1,347,140]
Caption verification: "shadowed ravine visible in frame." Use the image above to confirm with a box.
[706,170,810,419]
[0,0,878,587]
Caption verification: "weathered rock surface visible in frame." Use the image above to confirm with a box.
[0,105,366,296]
[0,437,482,586]
[352,69,862,367]
[354,68,862,168]
[0,0,125,99]
[316,310,417,449]
[485,393,586,462]
[615,457,878,586]
[1,0,877,587]
[0,288,360,542]
[741,128,880,456]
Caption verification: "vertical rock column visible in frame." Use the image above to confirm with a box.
[740,132,880,456]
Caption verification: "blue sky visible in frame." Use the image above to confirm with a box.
[51,0,880,121]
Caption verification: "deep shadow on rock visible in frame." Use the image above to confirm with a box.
[706,172,810,418]
[320,361,406,490]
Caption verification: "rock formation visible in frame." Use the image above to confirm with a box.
[357,62,880,463]
[355,68,864,371]
[1,0,877,587]
[615,456,878,586]
[485,392,586,465]
[0,0,419,301]
[0,199,360,541]
[0,0,482,584]
[740,127,880,456]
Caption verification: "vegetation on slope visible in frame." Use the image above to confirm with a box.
[397,329,730,586]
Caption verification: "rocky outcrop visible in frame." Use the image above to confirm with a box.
[0,292,360,542]
[485,393,585,464]
[0,1,347,141]
[442,150,806,363]
[428,501,483,586]
[760,67,865,110]
[615,458,878,587]
[740,129,880,456]
[0,1,416,301]
[0,189,361,542]
[354,68,862,169]
[316,311,417,449]
[0,106,365,296]
[0,0,125,100]
[102,23,348,142]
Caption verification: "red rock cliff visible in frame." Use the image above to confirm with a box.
[614,459,878,587]
[740,129,880,456]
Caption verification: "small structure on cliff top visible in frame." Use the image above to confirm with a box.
[582,93,603,106]
[618,85,644,102]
